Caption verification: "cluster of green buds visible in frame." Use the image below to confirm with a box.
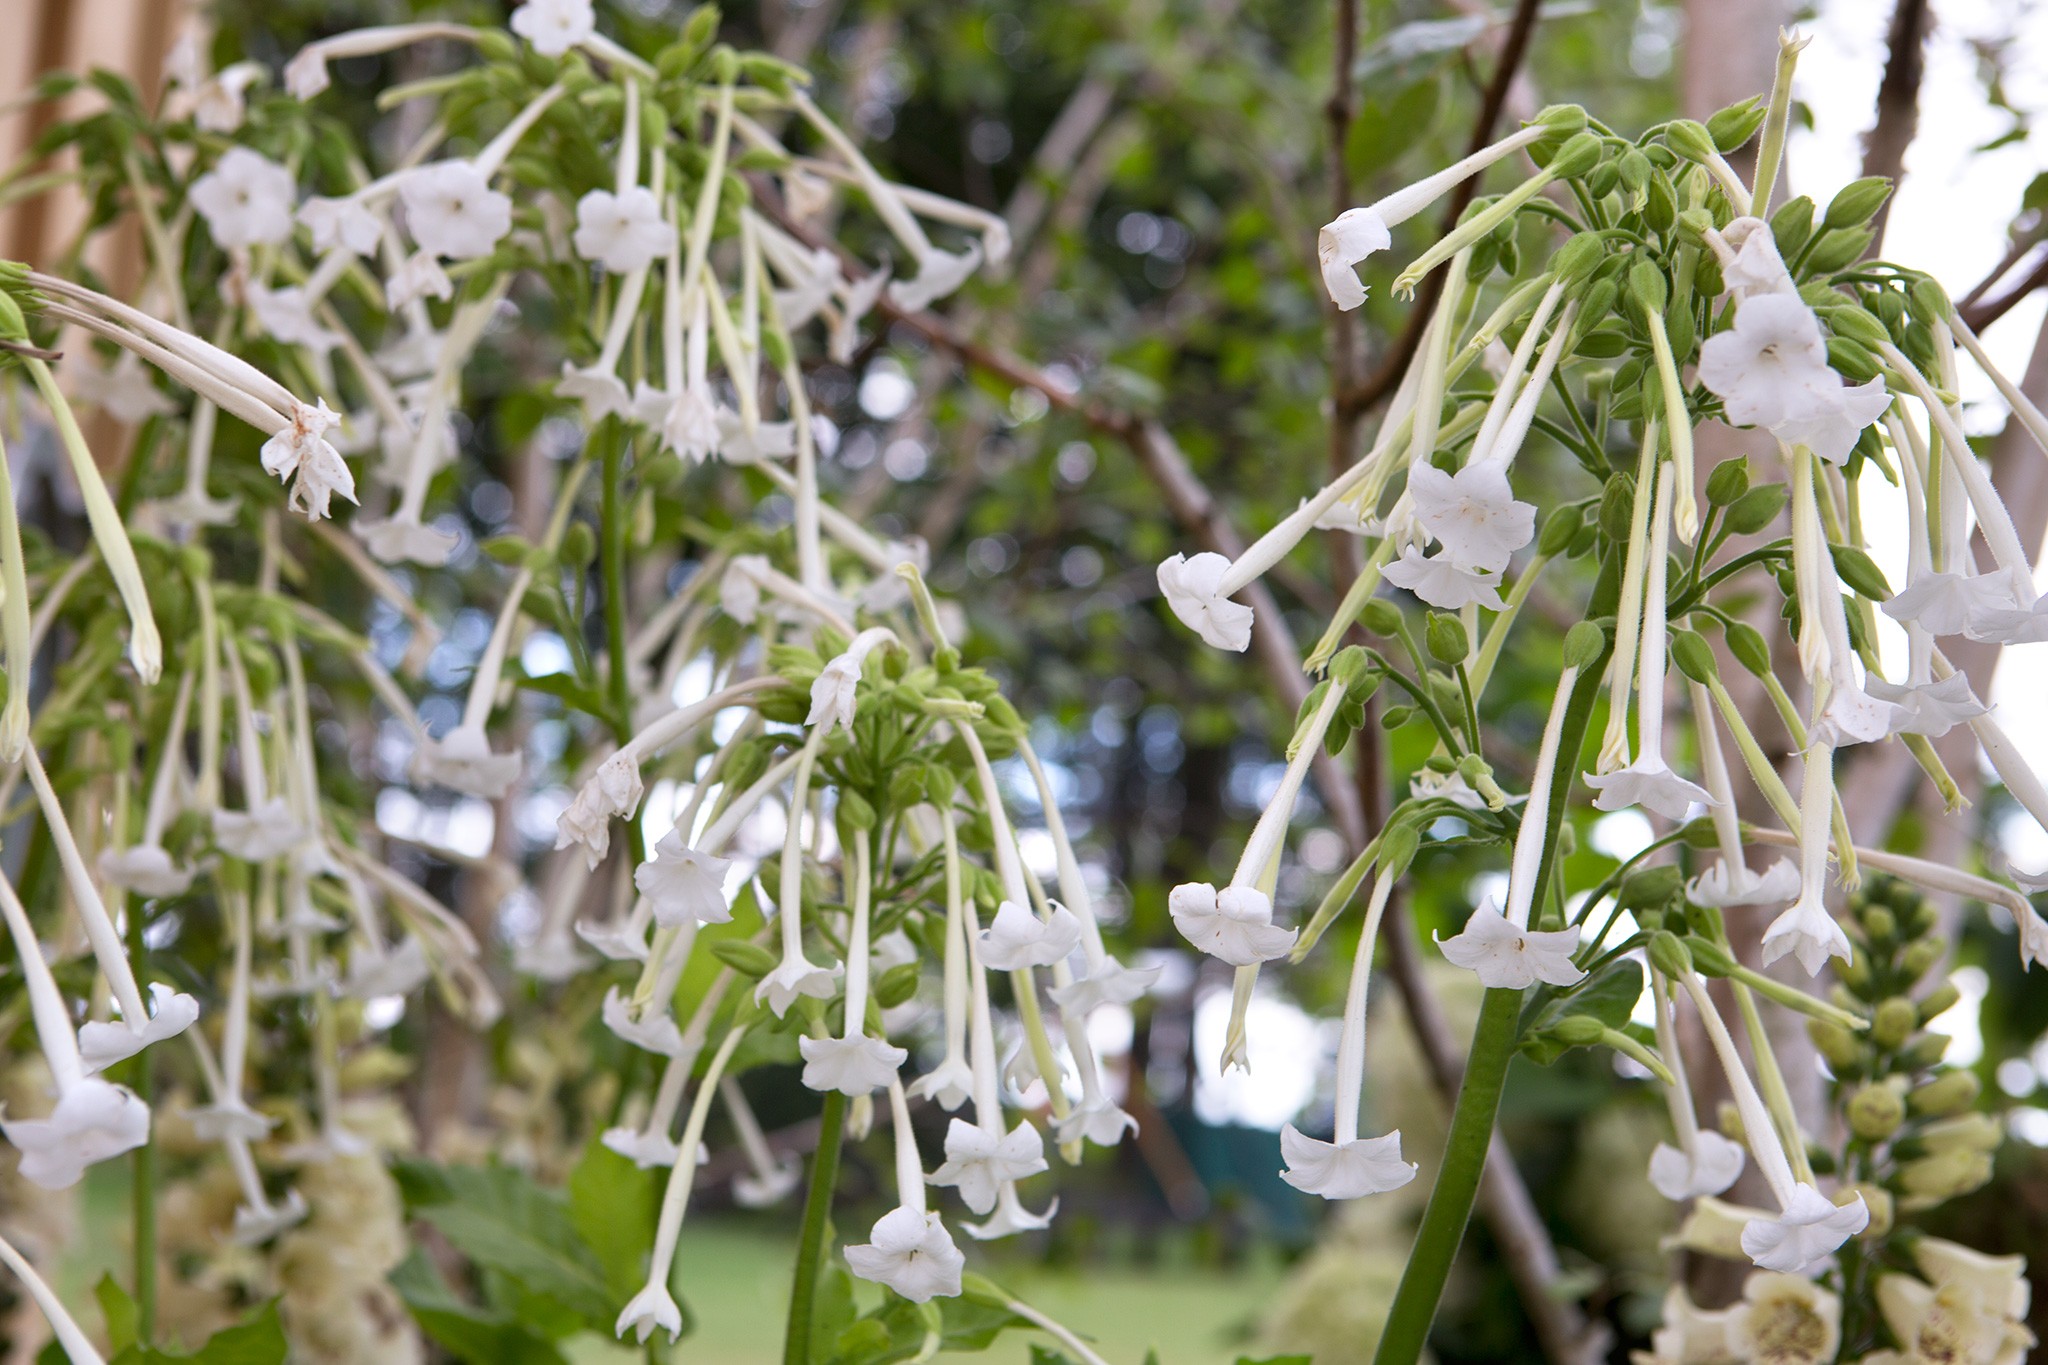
[1811,878,1998,1218]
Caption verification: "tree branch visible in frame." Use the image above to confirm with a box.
[1860,0,1928,250]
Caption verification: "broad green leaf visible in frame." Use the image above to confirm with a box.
[566,1139,658,1300]
[402,1162,615,1328]
[109,1302,287,1365]
[95,1276,139,1355]
[390,1251,570,1365]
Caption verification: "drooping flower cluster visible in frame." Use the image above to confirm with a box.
[1148,26,2041,1349]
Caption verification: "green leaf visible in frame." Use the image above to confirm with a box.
[567,1139,659,1300]
[390,1251,571,1365]
[96,1276,139,1355]
[109,1303,287,1365]
[1236,1356,1315,1364]
[1520,960,1644,1065]
[400,1161,616,1329]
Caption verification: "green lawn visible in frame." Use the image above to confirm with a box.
[562,1218,1287,1364]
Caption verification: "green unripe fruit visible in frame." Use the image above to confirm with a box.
[1916,982,1960,1025]
[1900,937,1945,980]
[1871,997,1917,1050]
[1908,1070,1981,1118]
[1562,620,1606,669]
[1425,612,1469,665]
[1862,905,1897,942]
[1724,483,1789,535]
[1823,177,1893,231]
[1539,504,1583,556]
[1725,622,1773,678]
[1647,931,1693,978]
[1663,119,1717,164]
[1706,96,1767,152]
[1548,1016,1606,1047]
[1547,133,1604,179]
[1359,600,1403,636]
[874,961,922,1010]
[1599,474,1637,541]
[1705,459,1751,507]
[1808,1018,1864,1072]
[709,939,779,978]
[1903,1033,1952,1069]
[1847,1083,1907,1141]
[1670,629,1718,685]
[1552,232,1606,285]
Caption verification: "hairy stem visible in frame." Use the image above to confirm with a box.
[1370,645,1607,1365]
[783,1089,847,1365]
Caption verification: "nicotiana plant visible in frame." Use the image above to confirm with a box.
[0,7,2036,1365]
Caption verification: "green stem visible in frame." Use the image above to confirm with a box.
[125,891,156,1342]
[1369,988,1521,1365]
[599,425,633,746]
[1370,647,1608,1365]
[783,1089,847,1365]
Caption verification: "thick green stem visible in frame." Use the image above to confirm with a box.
[126,892,156,1341]
[1370,647,1608,1365]
[599,426,633,746]
[783,1089,848,1365]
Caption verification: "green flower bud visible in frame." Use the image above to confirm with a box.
[1534,104,1590,134]
[1552,232,1606,286]
[1546,132,1604,180]
[1377,822,1422,879]
[1861,905,1897,941]
[1822,177,1893,232]
[709,939,780,978]
[1854,1184,1895,1237]
[1562,620,1606,669]
[1359,599,1403,636]
[1330,645,1373,693]
[1920,1111,2003,1155]
[1539,504,1584,556]
[1379,704,1412,730]
[560,521,598,568]
[1705,460,1751,507]
[1664,119,1718,164]
[1825,306,1893,351]
[1723,621,1773,677]
[1706,96,1767,152]
[1916,982,1960,1026]
[1618,864,1684,910]
[1685,937,1738,978]
[1724,483,1789,535]
[1547,1016,1607,1047]
[1908,1070,1981,1118]
[1599,473,1637,542]
[1846,1082,1907,1141]
[1902,1032,1951,1069]
[1828,337,1881,382]
[1769,195,1816,261]
[1899,1148,1994,1204]
[1808,1018,1864,1072]
[1425,612,1469,665]
[836,788,878,835]
[1647,931,1694,978]
[1871,996,1917,1049]
[1670,629,1719,685]
[1617,149,1652,196]
[1628,260,1670,316]
[874,961,922,1010]
[1900,937,1945,980]
[1908,277,1953,328]
[1829,544,1893,602]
